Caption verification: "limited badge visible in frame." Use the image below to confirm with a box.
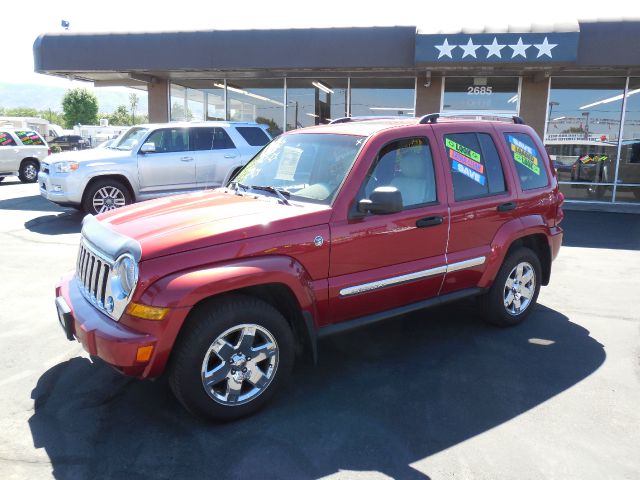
[314,235,324,247]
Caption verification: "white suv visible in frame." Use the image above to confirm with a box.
[38,121,272,214]
[0,129,50,183]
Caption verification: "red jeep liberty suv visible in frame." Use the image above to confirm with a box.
[54,114,564,420]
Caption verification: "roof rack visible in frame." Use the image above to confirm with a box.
[329,116,409,125]
[417,112,525,125]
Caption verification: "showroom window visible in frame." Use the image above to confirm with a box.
[350,78,415,118]
[443,77,520,113]
[226,79,285,137]
[544,77,626,202]
[616,77,640,203]
[286,78,348,129]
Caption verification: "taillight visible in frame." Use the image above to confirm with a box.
[47,148,52,156]
[555,191,565,226]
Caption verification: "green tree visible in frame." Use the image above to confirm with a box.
[62,88,99,128]
[1,107,40,117]
[109,105,132,126]
[171,102,193,121]
[41,109,65,125]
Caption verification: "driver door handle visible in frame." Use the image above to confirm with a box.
[180,156,194,162]
[497,201,517,212]
[224,154,237,159]
[416,216,443,228]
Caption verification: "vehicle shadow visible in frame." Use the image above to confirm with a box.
[29,302,604,479]
[562,210,640,250]
[23,211,84,235]
[0,180,22,186]
[0,194,68,213]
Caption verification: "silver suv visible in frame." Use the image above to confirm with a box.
[0,129,50,183]
[38,121,271,214]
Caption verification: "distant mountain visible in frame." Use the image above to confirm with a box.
[0,82,148,114]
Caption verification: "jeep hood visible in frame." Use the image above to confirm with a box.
[95,189,332,260]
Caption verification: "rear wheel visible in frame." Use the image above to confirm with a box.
[0,177,4,183]
[169,295,294,421]
[480,247,541,327]
[18,160,39,183]
[82,179,132,215]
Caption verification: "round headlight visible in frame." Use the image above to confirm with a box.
[111,253,138,299]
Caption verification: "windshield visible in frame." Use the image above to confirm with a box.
[232,133,365,205]
[113,127,149,151]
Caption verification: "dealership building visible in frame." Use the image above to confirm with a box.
[34,20,640,206]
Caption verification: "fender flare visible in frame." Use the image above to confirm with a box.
[139,255,318,320]
[478,215,551,288]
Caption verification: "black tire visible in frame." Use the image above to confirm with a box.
[480,247,542,327]
[81,178,132,215]
[0,177,4,183]
[168,294,295,421]
[18,159,39,183]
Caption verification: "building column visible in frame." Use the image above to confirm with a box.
[148,79,169,123]
[415,75,443,116]
[519,75,550,138]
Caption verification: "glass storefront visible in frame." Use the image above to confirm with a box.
[350,77,415,118]
[443,77,519,113]
[544,77,628,203]
[617,77,640,203]
[285,78,348,129]
[226,79,285,137]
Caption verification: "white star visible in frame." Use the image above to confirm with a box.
[460,38,480,58]
[435,38,457,59]
[509,37,531,58]
[483,37,506,58]
[534,37,557,58]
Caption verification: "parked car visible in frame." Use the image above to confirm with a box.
[0,128,50,183]
[53,115,564,420]
[49,135,89,151]
[38,121,272,214]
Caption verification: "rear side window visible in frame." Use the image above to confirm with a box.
[235,127,270,146]
[444,133,506,201]
[190,127,236,151]
[504,132,549,190]
[0,132,17,146]
[15,131,45,146]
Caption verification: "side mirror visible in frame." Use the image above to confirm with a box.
[139,142,156,154]
[358,186,403,215]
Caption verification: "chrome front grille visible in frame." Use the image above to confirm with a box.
[76,240,113,311]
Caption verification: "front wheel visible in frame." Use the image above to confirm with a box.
[82,179,132,215]
[18,160,39,183]
[480,247,541,327]
[168,295,294,421]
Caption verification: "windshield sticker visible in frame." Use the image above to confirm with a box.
[275,146,303,181]
[449,149,484,174]
[0,133,14,146]
[579,154,607,164]
[452,160,486,185]
[445,138,481,162]
[508,135,540,175]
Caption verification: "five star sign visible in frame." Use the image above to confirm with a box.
[434,36,558,60]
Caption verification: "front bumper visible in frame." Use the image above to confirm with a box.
[38,170,84,205]
[56,272,157,377]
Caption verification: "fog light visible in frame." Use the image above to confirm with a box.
[136,345,154,362]
[52,184,63,192]
[126,302,169,320]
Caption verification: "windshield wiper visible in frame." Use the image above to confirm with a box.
[250,185,291,205]
[230,181,249,193]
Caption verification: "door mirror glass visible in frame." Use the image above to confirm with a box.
[358,186,403,214]
[140,142,156,154]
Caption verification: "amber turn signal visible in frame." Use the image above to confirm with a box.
[136,345,154,363]
[126,302,169,320]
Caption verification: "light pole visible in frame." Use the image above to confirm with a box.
[582,112,590,140]
[548,101,559,124]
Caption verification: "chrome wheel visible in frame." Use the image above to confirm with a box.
[504,261,535,316]
[92,186,126,213]
[201,324,279,406]
[23,164,38,181]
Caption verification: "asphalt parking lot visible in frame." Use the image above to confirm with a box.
[0,178,639,480]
